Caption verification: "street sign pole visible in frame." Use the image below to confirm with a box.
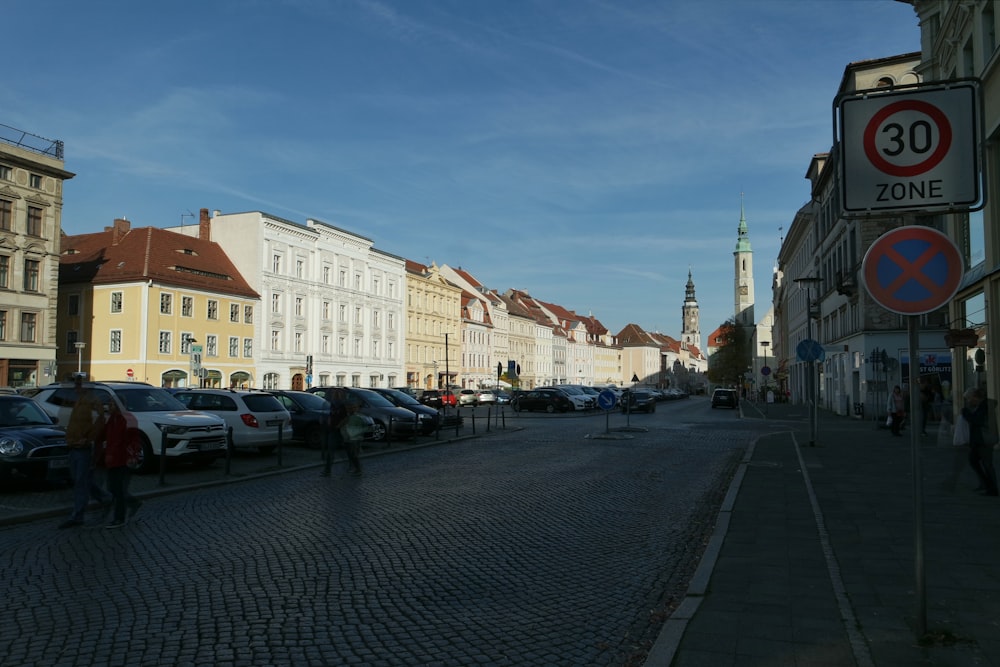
[907,314,925,636]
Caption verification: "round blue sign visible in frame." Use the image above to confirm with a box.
[796,339,825,363]
[597,390,617,411]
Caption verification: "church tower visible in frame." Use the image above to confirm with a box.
[681,268,701,351]
[734,195,755,329]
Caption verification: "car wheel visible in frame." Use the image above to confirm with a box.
[650,404,656,413]
[370,421,387,442]
[546,404,556,413]
[134,434,156,474]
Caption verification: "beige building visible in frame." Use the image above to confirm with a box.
[58,218,259,387]
[404,260,462,389]
[0,125,74,387]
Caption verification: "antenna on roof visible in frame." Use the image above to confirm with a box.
[181,210,195,225]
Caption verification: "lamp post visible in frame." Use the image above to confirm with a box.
[761,340,770,415]
[74,341,86,376]
[795,276,822,447]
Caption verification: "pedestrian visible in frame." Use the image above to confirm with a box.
[339,402,367,476]
[58,376,112,529]
[919,379,933,436]
[321,397,348,477]
[102,401,143,528]
[961,387,998,496]
[887,385,905,437]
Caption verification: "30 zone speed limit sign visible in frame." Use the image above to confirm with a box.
[838,81,980,213]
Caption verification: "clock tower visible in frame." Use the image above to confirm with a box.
[734,195,755,329]
[681,269,701,351]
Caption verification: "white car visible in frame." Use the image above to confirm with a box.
[32,381,228,472]
[542,386,595,411]
[170,388,292,454]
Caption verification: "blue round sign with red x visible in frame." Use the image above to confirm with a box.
[862,226,963,315]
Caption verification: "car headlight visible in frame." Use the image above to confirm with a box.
[0,437,25,456]
[154,423,187,435]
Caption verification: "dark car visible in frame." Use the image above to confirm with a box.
[370,388,441,434]
[419,389,457,409]
[308,387,419,441]
[621,390,657,413]
[0,395,70,483]
[711,388,739,409]
[268,390,333,448]
[511,389,574,413]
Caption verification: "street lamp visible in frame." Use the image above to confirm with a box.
[761,340,770,415]
[74,341,86,375]
[794,276,822,446]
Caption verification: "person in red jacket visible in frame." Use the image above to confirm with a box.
[102,401,143,528]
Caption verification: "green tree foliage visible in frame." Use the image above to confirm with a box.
[707,319,751,387]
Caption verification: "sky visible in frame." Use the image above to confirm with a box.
[4,0,920,340]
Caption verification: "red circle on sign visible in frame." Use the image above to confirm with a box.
[861,226,963,315]
[863,99,952,177]
[127,368,134,377]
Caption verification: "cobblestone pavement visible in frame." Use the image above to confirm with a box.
[1,402,758,666]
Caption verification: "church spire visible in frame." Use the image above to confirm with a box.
[734,193,755,329]
[681,267,701,352]
[735,192,753,254]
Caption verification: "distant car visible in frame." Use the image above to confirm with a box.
[420,390,457,409]
[457,389,479,407]
[170,388,292,454]
[369,388,441,434]
[541,386,594,411]
[622,390,657,413]
[267,389,332,449]
[33,381,228,472]
[511,389,574,413]
[475,390,497,404]
[308,387,419,441]
[711,388,739,409]
[494,391,512,405]
[0,395,69,483]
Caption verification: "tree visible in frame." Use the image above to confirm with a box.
[707,319,751,387]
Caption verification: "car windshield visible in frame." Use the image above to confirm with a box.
[384,390,420,406]
[0,397,53,427]
[243,394,285,412]
[354,389,394,408]
[116,387,187,412]
[288,392,329,410]
[560,386,584,395]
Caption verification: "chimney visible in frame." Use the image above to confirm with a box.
[199,208,211,241]
[109,218,130,245]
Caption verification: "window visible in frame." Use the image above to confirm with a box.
[207,299,218,320]
[243,338,253,358]
[353,338,361,356]
[230,303,239,323]
[160,293,172,315]
[244,305,253,324]
[66,330,78,354]
[339,304,347,322]
[373,277,379,293]
[354,274,361,289]
[206,335,217,357]
[23,259,39,291]
[182,296,193,317]
[271,330,280,350]
[373,310,380,328]
[322,334,330,354]
[20,312,36,342]
[323,266,331,283]
[29,174,41,189]
[272,254,281,273]
[0,310,5,340]
[110,330,122,354]
[158,331,171,354]
[180,334,195,355]
[0,255,8,288]
[322,301,331,319]
[263,373,280,390]
[229,336,239,357]
[26,206,42,236]
[0,199,11,231]
[339,270,346,286]
[388,313,394,330]
[296,259,304,278]
[271,294,280,313]
[68,294,80,316]
[295,297,303,316]
[111,291,123,313]
[0,165,10,181]
[355,306,361,323]
[294,331,303,352]
[339,337,346,355]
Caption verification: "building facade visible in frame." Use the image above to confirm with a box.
[403,260,462,390]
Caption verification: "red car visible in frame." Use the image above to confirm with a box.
[419,390,457,408]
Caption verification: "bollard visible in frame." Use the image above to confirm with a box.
[277,421,283,466]
[225,426,233,475]
[486,406,491,432]
[158,430,168,486]
[471,410,476,435]
[386,416,393,448]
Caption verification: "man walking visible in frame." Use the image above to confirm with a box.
[59,376,111,529]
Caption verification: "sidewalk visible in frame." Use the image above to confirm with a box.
[647,401,1000,667]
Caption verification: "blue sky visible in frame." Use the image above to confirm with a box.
[5,0,919,339]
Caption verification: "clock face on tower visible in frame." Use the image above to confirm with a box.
[739,285,748,296]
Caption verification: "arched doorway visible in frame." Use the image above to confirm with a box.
[230,371,252,389]
[161,369,188,388]
[291,373,304,391]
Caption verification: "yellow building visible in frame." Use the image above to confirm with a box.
[404,260,462,389]
[57,218,259,387]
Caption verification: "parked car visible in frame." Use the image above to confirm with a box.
[494,391,512,405]
[0,394,70,483]
[457,389,479,407]
[33,381,227,472]
[511,389,574,413]
[266,389,333,449]
[711,388,739,409]
[419,389,457,409]
[541,386,594,410]
[369,388,441,434]
[308,387,419,441]
[622,389,657,413]
[393,386,423,400]
[170,388,292,454]
[475,390,497,404]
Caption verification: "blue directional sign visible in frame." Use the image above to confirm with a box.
[597,389,617,411]
[797,339,825,363]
